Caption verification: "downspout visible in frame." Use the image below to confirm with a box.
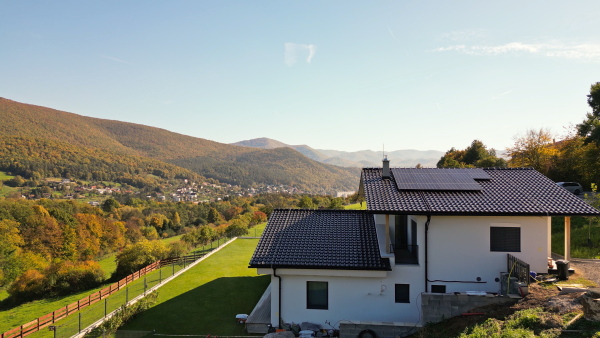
[419,191,432,293]
[273,267,282,328]
[424,214,431,293]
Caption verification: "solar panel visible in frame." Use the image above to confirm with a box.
[391,168,490,191]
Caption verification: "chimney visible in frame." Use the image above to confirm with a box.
[382,155,390,179]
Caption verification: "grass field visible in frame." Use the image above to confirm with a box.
[0,171,14,180]
[120,238,269,335]
[0,223,267,337]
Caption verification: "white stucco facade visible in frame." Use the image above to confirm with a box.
[254,214,551,327]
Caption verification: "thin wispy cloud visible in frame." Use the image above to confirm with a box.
[100,55,131,64]
[284,43,317,66]
[434,42,600,61]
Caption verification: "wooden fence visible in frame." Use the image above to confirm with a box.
[1,259,169,338]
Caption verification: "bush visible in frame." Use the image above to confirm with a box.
[8,261,105,301]
[48,260,105,294]
[113,240,170,279]
[8,269,47,301]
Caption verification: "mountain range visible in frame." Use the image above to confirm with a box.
[0,98,359,194]
[232,138,444,168]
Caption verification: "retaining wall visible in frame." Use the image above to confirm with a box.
[421,292,518,324]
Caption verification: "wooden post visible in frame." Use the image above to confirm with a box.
[565,216,571,261]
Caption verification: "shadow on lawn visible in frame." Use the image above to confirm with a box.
[121,275,270,335]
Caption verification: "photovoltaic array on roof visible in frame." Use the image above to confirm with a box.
[361,167,600,216]
[392,168,491,191]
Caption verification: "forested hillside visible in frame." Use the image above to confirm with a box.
[0,135,203,189]
[0,98,358,193]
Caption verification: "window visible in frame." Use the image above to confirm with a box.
[490,226,520,252]
[395,284,410,303]
[431,285,446,293]
[307,281,328,309]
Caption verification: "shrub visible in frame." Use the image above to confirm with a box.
[113,240,170,279]
[8,269,47,301]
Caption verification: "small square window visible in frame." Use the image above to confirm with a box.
[490,227,520,252]
[431,285,446,293]
[395,284,410,303]
[307,281,328,309]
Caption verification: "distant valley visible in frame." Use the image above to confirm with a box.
[232,138,444,168]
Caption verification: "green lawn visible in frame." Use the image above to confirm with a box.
[345,202,366,210]
[0,224,268,337]
[0,171,14,180]
[121,238,269,335]
[0,283,111,335]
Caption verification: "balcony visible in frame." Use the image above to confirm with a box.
[390,244,419,264]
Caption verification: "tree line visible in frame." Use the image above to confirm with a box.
[0,192,351,303]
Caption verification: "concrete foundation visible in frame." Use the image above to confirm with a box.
[339,320,420,338]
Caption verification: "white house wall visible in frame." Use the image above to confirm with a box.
[426,215,549,294]
[268,271,423,328]
[261,214,549,327]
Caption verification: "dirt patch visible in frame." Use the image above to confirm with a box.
[412,283,586,337]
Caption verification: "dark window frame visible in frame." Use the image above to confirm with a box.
[395,284,410,303]
[307,281,328,310]
[490,226,521,252]
[431,285,446,293]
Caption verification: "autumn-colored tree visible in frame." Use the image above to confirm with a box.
[0,219,25,286]
[507,128,558,175]
[140,226,160,240]
[207,207,224,224]
[171,211,182,230]
[8,269,47,301]
[222,206,243,221]
[74,213,104,260]
[21,209,64,259]
[146,213,168,229]
[251,211,268,225]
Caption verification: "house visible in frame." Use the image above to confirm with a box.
[248,160,600,337]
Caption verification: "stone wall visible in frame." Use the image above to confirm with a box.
[422,293,518,324]
[339,320,419,338]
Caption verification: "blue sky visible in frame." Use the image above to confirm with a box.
[1,1,599,153]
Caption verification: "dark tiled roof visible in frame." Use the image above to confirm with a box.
[249,209,391,271]
[362,167,600,216]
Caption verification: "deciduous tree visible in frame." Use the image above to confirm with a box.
[507,128,558,174]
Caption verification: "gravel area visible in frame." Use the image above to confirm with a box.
[569,258,600,286]
[552,253,600,287]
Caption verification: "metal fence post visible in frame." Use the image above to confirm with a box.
[159,268,162,283]
[144,277,147,295]
[126,287,129,303]
[172,261,175,276]
[79,312,81,333]
[104,298,107,318]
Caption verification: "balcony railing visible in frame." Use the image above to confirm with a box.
[390,244,419,264]
[507,254,530,285]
